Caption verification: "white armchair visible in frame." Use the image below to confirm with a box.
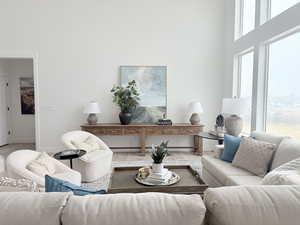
[61,131,113,182]
[6,150,81,187]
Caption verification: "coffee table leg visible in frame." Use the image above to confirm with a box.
[70,159,73,169]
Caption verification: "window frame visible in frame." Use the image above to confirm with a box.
[236,49,255,133]
[235,48,255,98]
[263,29,300,133]
[232,0,300,136]
[235,0,257,39]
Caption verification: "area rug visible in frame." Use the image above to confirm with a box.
[82,160,202,190]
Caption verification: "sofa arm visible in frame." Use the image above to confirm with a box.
[214,145,224,158]
[204,185,300,225]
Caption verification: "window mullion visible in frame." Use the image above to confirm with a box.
[251,44,268,132]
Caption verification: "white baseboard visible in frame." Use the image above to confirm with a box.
[9,138,35,144]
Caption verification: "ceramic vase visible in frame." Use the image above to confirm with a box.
[119,112,132,125]
[152,163,164,174]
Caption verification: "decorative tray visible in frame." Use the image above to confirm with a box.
[135,171,180,186]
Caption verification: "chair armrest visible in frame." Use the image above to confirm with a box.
[204,185,300,225]
[214,145,224,158]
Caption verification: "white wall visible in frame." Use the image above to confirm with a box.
[0,0,226,152]
[0,58,35,143]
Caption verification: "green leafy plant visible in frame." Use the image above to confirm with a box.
[111,80,140,113]
[151,141,169,164]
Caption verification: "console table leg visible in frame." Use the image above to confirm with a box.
[140,129,146,156]
[194,135,203,156]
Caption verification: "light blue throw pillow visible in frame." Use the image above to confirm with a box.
[220,134,241,162]
[45,175,106,196]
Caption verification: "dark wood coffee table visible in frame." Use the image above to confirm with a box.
[107,165,208,195]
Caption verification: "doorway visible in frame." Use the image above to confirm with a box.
[0,58,37,148]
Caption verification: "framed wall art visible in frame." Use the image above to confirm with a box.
[120,66,167,123]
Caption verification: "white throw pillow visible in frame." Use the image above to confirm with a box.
[27,152,55,177]
[232,137,276,177]
[71,137,99,152]
[262,157,300,185]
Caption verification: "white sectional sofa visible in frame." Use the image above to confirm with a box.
[202,131,300,187]
[202,131,300,225]
[204,185,300,225]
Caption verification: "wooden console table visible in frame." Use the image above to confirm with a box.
[81,123,204,155]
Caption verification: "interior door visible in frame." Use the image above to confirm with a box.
[0,76,8,146]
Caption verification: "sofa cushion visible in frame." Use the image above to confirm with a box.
[204,185,300,225]
[62,193,206,225]
[262,157,300,185]
[251,131,286,148]
[0,192,72,225]
[271,138,300,170]
[232,137,275,177]
[202,156,256,185]
[45,175,105,196]
[220,134,241,162]
[225,175,262,186]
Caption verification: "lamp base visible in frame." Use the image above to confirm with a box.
[225,115,243,136]
[87,113,98,125]
[190,113,200,125]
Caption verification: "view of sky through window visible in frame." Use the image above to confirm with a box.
[271,0,300,18]
[266,32,300,139]
[242,0,256,35]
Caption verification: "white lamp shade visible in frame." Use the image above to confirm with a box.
[83,102,101,114]
[188,101,204,115]
[222,98,247,115]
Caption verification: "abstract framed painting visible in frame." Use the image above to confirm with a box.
[120,66,167,123]
[20,77,35,115]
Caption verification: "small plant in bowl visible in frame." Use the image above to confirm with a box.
[151,141,169,173]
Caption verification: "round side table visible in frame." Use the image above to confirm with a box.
[53,150,86,169]
[198,132,224,145]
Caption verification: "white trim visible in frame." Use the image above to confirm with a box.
[235,0,243,40]
[8,138,35,144]
[263,26,300,45]
[230,0,300,134]
[0,51,40,150]
[233,47,255,99]
[233,3,300,54]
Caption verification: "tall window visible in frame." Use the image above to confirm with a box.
[266,32,300,139]
[237,0,256,37]
[270,0,300,19]
[238,51,254,133]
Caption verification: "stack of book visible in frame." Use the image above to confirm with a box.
[145,168,172,184]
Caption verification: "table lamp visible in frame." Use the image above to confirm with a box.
[188,101,204,125]
[83,102,101,125]
[222,98,247,136]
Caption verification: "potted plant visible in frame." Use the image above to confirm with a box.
[111,80,140,125]
[151,141,169,174]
